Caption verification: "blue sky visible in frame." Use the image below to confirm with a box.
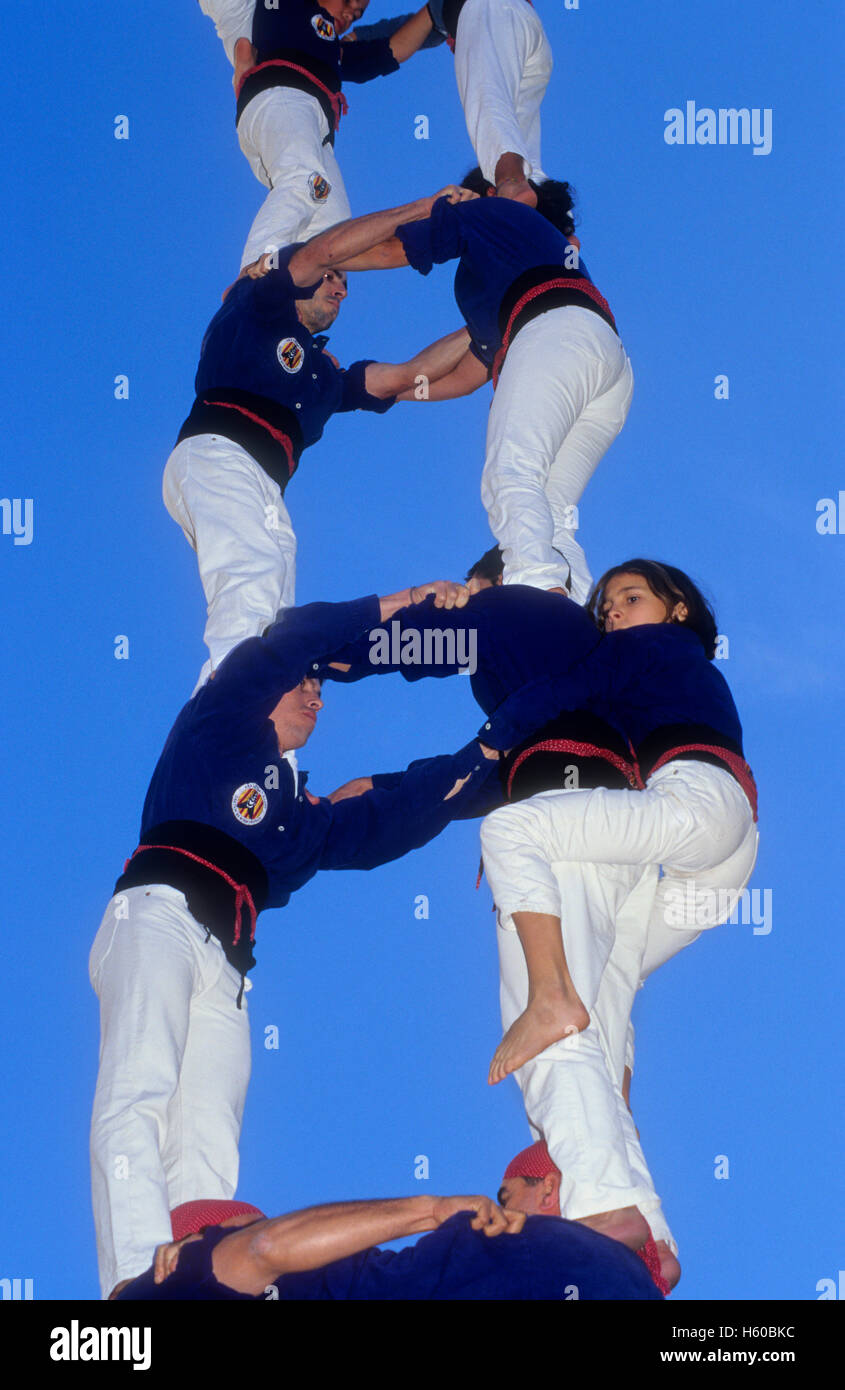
[0,1,842,1301]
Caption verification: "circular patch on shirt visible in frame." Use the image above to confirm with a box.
[311,13,336,40]
[308,171,331,203]
[277,337,304,373]
[232,783,268,825]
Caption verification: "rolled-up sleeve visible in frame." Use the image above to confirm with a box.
[396,198,466,276]
[338,360,396,414]
[321,739,497,869]
[340,36,400,82]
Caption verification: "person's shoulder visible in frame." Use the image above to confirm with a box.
[612,623,709,666]
[494,585,599,625]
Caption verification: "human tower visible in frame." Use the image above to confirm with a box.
[89,0,759,1300]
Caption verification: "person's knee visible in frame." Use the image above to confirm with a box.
[480,809,511,860]
[482,803,547,863]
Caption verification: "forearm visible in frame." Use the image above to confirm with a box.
[397,345,489,402]
[334,236,409,273]
[298,206,430,280]
[366,328,470,398]
[323,591,480,681]
[251,1196,439,1275]
[323,738,497,870]
[404,326,472,386]
[389,5,434,62]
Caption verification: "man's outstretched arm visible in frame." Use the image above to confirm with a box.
[394,344,490,401]
[319,589,483,688]
[319,733,499,870]
[364,327,472,399]
[155,1195,523,1296]
[284,188,474,286]
[204,582,470,732]
[387,5,436,61]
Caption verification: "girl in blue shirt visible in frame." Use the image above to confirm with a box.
[480,560,758,1256]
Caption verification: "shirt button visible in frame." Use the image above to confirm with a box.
[312,373,318,380]
[295,403,301,409]
[484,723,491,730]
[277,826,285,832]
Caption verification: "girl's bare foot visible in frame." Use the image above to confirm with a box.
[576,1205,649,1252]
[488,988,589,1084]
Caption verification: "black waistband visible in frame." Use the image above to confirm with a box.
[442,0,469,38]
[498,263,618,346]
[114,821,270,976]
[237,47,340,141]
[635,723,746,781]
[176,388,304,494]
[502,710,635,801]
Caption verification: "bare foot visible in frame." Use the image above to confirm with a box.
[233,37,257,92]
[488,988,589,1084]
[576,1205,649,1252]
[656,1240,682,1290]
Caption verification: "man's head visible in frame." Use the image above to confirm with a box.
[465,544,504,594]
[497,1140,562,1217]
[461,168,577,238]
[296,268,348,333]
[320,0,368,37]
[270,677,323,752]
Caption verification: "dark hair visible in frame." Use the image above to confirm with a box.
[460,168,577,239]
[461,166,495,196]
[587,560,719,660]
[530,178,576,237]
[465,544,504,584]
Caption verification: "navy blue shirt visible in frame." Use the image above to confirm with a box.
[117,1213,661,1301]
[484,624,745,753]
[318,586,603,717]
[140,597,495,907]
[252,0,399,85]
[397,198,593,366]
[194,247,394,450]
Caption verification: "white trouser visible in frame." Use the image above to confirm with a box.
[482,762,757,1234]
[163,433,297,679]
[237,88,351,268]
[482,307,634,602]
[496,854,669,1230]
[608,813,760,1082]
[454,0,552,184]
[198,0,254,67]
[89,885,251,1297]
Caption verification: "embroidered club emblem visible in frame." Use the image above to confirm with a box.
[277,337,304,373]
[232,783,268,825]
[312,14,336,39]
[308,172,331,203]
